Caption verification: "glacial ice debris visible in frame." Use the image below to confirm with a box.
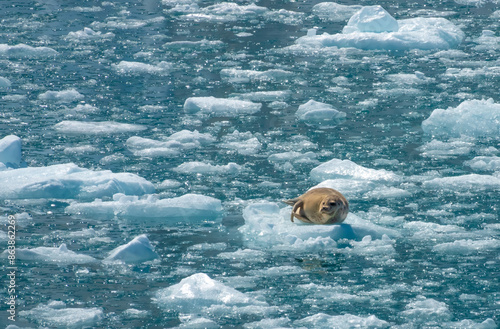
[54,120,146,134]
[11,244,96,264]
[296,5,464,50]
[19,301,103,328]
[183,96,262,116]
[310,158,399,182]
[296,100,346,128]
[0,135,22,168]
[105,234,159,264]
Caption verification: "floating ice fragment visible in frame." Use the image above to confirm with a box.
[39,89,84,103]
[0,43,59,58]
[19,301,103,328]
[178,3,269,22]
[174,161,243,175]
[10,243,96,264]
[418,139,474,158]
[105,234,159,264]
[312,2,362,22]
[402,296,452,323]
[0,135,22,168]
[184,96,262,117]
[0,76,12,88]
[66,193,222,222]
[423,174,500,191]
[464,156,500,172]
[0,163,154,200]
[295,312,390,329]
[55,120,146,134]
[422,99,500,138]
[220,68,293,83]
[153,273,269,314]
[310,158,399,182]
[221,130,262,155]
[432,239,499,255]
[65,27,114,41]
[112,61,172,75]
[343,6,399,33]
[296,100,346,128]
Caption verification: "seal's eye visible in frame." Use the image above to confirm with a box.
[329,202,337,206]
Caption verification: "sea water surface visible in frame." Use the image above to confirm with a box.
[0,0,499,328]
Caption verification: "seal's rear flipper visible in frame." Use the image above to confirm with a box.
[283,198,299,206]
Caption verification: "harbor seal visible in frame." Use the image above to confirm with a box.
[283,187,349,225]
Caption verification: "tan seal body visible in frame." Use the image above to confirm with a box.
[283,187,349,225]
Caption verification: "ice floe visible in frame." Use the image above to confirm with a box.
[294,313,389,328]
[296,5,464,51]
[0,135,22,168]
[239,202,400,251]
[220,130,262,155]
[432,239,499,255]
[423,174,500,191]
[310,158,400,182]
[66,193,222,222]
[220,68,293,83]
[174,161,243,175]
[0,43,59,58]
[153,273,274,316]
[296,100,346,128]
[55,120,146,134]
[465,156,500,172]
[184,96,262,117]
[422,99,500,138]
[418,139,474,158]
[172,3,269,22]
[0,76,12,88]
[39,89,84,103]
[19,300,103,328]
[112,61,173,75]
[402,296,452,323]
[312,2,362,22]
[11,244,96,264]
[0,163,154,200]
[105,234,159,264]
[65,27,114,42]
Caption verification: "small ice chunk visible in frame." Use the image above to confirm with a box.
[296,100,346,128]
[184,96,262,117]
[432,239,499,255]
[418,139,474,158]
[174,161,242,175]
[423,174,500,191]
[105,234,159,264]
[66,193,222,222]
[343,6,399,34]
[55,120,146,135]
[39,89,84,103]
[0,76,12,88]
[112,61,172,75]
[310,158,399,182]
[11,243,96,264]
[295,313,389,328]
[153,273,269,313]
[422,99,500,138]
[221,130,262,155]
[65,27,114,41]
[402,296,452,323]
[312,2,362,22]
[0,135,22,168]
[0,163,155,200]
[465,156,500,172]
[220,68,293,83]
[63,145,98,155]
[0,43,59,58]
[19,301,103,328]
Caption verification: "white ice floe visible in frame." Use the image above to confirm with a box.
[153,273,273,316]
[220,68,293,83]
[0,135,22,168]
[0,163,154,200]
[423,174,500,191]
[11,244,96,264]
[310,158,399,182]
[294,313,389,329]
[239,202,399,251]
[268,151,319,171]
[0,43,59,58]
[19,301,103,328]
[454,0,500,6]
[432,239,499,255]
[105,234,159,264]
[112,61,173,75]
[39,89,84,103]
[312,2,362,22]
[184,96,262,117]
[66,193,222,222]
[220,130,262,155]
[296,100,346,128]
[55,120,146,134]
[418,139,474,158]
[176,3,269,22]
[173,161,243,175]
[465,156,500,172]
[296,5,464,51]
[126,130,215,157]
[65,27,115,41]
[422,99,500,138]
[63,145,98,155]
[402,296,452,323]
[233,90,292,102]
[443,66,500,80]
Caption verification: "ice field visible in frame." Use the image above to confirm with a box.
[0,0,499,328]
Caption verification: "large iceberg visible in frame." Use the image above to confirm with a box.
[0,163,154,200]
[183,96,262,117]
[239,202,400,251]
[104,234,159,264]
[296,5,464,50]
[66,193,223,222]
[421,99,500,138]
[0,135,22,168]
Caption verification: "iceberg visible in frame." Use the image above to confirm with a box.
[19,301,103,328]
[11,244,96,264]
[312,2,363,22]
[0,163,154,200]
[296,5,464,50]
[54,120,146,134]
[296,100,346,128]
[310,158,399,182]
[422,99,500,138]
[66,193,223,222]
[153,273,271,315]
[239,202,400,251]
[0,135,22,168]
[183,96,262,117]
[105,234,159,263]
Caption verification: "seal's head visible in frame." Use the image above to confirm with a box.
[319,195,349,224]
